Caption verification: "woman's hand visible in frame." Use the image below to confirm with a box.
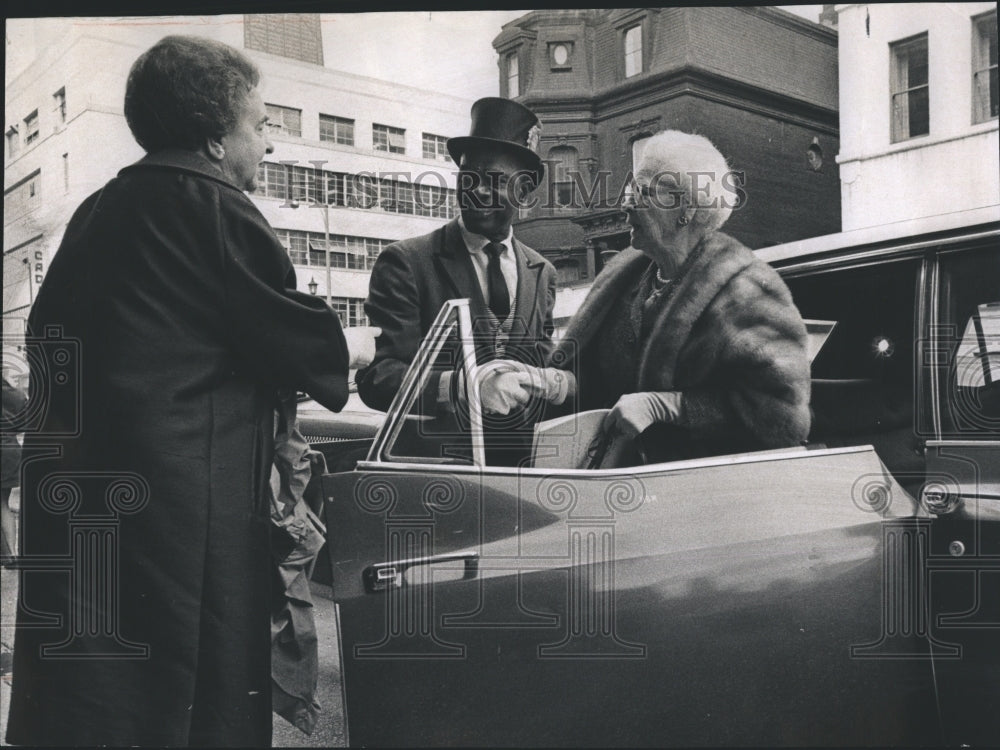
[602,391,684,438]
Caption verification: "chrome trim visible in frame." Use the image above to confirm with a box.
[457,302,487,467]
[772,229,998,278]
[926,439,1000,448]
[928,257,942,438]
[365,299,488,468]
[354,443,874,478]
[775,244,930,277]
[366,300,463,463]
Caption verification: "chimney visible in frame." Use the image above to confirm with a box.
[819,4,838,29]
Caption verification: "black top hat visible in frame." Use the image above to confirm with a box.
[447,97,544,181]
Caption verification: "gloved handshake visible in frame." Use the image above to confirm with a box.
[471,359,575,416]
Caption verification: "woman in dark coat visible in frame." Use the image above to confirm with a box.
[537,130,811,463]
[7,36,350,747]
[1,376,28,563]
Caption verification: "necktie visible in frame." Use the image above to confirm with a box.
[484,241,510,321]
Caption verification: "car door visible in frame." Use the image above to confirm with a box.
[920,244,1000,746]
[323,299,943,747]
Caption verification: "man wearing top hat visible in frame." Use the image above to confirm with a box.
[357,97,568,466]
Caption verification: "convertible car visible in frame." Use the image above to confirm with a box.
[311,214,998,747]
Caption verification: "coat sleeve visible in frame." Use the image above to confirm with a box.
[680,270,812,449]
[356,243,440,412]
[217,191,350,413]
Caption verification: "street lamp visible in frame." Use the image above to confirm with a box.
[288,196,331,306]
[307,277,318,296]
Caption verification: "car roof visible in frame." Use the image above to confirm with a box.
[756,206,1000,268]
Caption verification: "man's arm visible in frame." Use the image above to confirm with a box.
[356,244,436,412]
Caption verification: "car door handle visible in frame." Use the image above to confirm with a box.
[363,551,479,593]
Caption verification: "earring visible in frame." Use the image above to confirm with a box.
[677,214,690,227]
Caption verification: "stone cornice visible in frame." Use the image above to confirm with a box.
[522,64,839,135]
[571,208,630,241]
[494,24,538,53]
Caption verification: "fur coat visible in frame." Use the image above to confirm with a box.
[552,231,811,460]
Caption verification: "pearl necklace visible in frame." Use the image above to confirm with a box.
[655,267,672,287]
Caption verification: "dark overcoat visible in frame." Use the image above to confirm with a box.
[7,150,350,747]
[553,232,811,460]
[356,218,557,462]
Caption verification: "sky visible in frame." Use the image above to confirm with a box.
[317,7,824,99]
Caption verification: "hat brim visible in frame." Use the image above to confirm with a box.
[447,136,544,182]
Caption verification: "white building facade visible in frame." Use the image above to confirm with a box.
[836,2,998,230]
[4,14,472,351]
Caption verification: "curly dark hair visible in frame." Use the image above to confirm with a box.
[124,35,261,153]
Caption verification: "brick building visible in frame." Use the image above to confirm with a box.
[493,7,841,285]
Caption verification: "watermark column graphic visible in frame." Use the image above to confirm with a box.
[851,517,960,659]
[352,475,466,659]
[923,449,1000,631]
[4,328,150,657]
[534,477,646,659]
[849,475,960,659]
[438,473,559,631]
[18,472,151,659]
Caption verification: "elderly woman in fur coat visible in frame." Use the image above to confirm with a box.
[521,130,811,463]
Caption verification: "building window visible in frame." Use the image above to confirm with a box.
[624,25,643,78]
[373,124,405,154]
[422,133,450,162]
[265,104,302,138]
[554,258,582,285]
[290,165,321,203]
[24,110,40,145]
[973,12,998,123]
[507,52,519,98]
[548,146,578,209]
[244,13,323,65]
[53,87,67,123]
[330,297,368,327]
[255,162,290,199]
[415,182,454,219]
[4,169,41,220]
[272,229,390,272]
[549,42,573,70]
[256,161,458,219]
[319,114,354,146]
[890,33,929,142]
[62,153,69,191]
[6,127,18,159]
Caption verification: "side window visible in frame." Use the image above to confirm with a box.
[937,247,1000,437]
[376,303,476,466]
[784,259,922,473]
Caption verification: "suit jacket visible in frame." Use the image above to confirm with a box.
[553,232,811,460]
[358,217,557,411]
[8,149,349,747]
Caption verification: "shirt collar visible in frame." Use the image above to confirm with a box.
[458,214,514,255]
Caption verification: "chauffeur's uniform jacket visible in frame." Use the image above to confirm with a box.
[357,218,557,463]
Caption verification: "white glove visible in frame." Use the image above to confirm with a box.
[603,391,684,438]
[473,360,531,416]
[518,365,575,405]
[343,326,382,369]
